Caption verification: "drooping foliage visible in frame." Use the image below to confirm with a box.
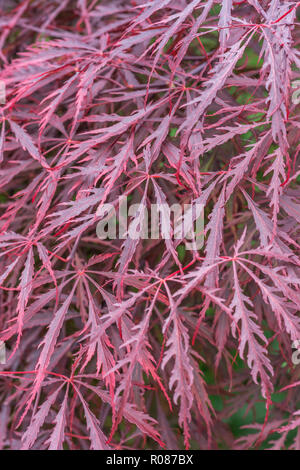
[0,0,300,450]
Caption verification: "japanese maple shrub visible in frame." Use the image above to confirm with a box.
[0,0,300,450]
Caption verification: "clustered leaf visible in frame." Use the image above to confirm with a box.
[0,0,299,450]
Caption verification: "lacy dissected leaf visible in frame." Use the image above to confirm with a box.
[0,0,300,452]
